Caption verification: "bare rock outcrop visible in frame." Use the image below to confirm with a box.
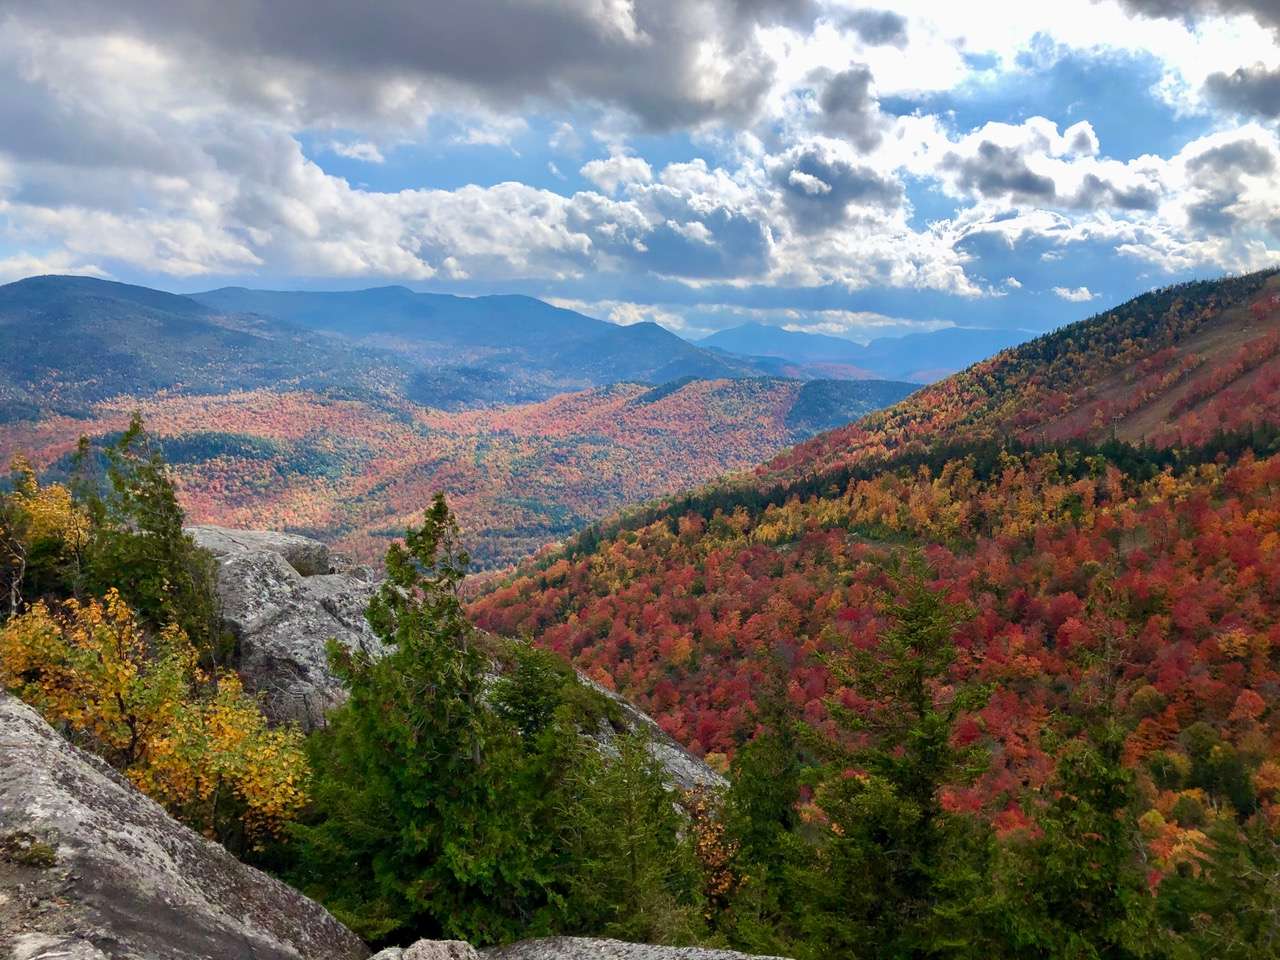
[187,525,336,577]
[186,524,388,729]
[483,939,789,960]
[0,693,368,960]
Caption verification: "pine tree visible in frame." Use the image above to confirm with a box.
[288,495,561,945]
[559,730,704,945]
[798,558,991,958]
[991,723,1162,960]
[79,414,220,655]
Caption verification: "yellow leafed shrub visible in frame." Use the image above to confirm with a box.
[0,589,308,846]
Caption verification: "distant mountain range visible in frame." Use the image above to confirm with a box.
[0,274,922,567]
[192,284,768,406]
[699,321,1030,381]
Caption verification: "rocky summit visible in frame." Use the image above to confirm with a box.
[0,693,367,960]
[187,524,388,729]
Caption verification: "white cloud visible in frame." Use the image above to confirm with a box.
[328,140,385,163]
[1053,285,1099,301]
[579,153,654,195]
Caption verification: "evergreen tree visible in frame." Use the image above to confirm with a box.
[1158,817,1280,959]
[287,495,563,945]
[559,730,705,945]
[990,724,1162,960]
[78,414,220,654]
[799,558,991,958]
[719,650,812,955]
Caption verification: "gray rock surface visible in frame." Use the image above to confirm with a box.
[372,942,479,960]
[583,680,726,793]
[0,693,368,960]
[187,524,335,577]
[187,525,387,728]
[483,940,788,960]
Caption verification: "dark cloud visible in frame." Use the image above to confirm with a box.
[944,140,1162,212]
[943,142,1057,203]
[842,9,909,47]
[817,66,885,152]
[1070,173,1161,211]
[772,144,904,233]
[1184,138,1276,235]
[1205,64,1280,118]
[0,0,792,130]
[1114,0,1280,32]
[1187,139,1276,176]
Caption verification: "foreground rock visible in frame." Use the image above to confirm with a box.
[0,693,367,960]
[187,524,388,728]
[484,939,789,959]
[372,943,477,960]
[191,526,723,790]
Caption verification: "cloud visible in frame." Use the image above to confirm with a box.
[841,9,909,47]
[944,141,1058,203]
[934,118,1162,212]
[1205,63,1280,117]
[1181,134,1278,235]
[328,141,385,163]
[580,153,654,195]
[3,0,798,131]
[549,121,584,155]
[1113,0,1280,34]
[817,66,886,152]
[1053,285,1098,301]
[770,139,904,233]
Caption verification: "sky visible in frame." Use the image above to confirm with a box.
[0,0,1278,342]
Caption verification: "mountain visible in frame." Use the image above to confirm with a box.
[0,275,409,421]
[699,322,1030,382]
[699,322,869,363]
[471,269,1280,830]
[193,285,765,400]
[768,269,1280,479]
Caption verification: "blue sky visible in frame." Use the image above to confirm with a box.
[0,0,1277,342]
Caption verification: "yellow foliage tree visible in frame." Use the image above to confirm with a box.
[0,590,308,848]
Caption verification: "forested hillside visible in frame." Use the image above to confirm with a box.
[471,270,1280,954]
[2,377,914,569]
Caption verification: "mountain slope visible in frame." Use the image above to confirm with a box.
[767,269,1280,478]
[193,285,762,393]
[471,270,1280,833]
[700,322,1030,382]
[0,275,408,420]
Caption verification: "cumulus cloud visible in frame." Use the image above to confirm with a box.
[935,118,1162,212]
[0,0,1277,313]
[1053,285,1099,301]
[0,0,800,131]
[816,66,887,152]
[843,9,909,47]
[580,153,654,195]
[1205,63,1280,117]
[1113,0,1280,34]
[770,139,904,233]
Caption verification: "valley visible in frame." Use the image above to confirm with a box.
[0,275,916,568]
